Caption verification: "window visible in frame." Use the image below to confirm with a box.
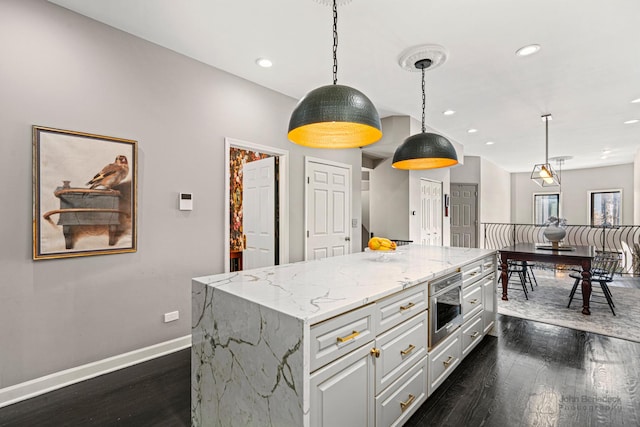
[533,193,559,224]
[590,190,622,226]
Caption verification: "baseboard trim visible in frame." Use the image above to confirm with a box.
[0,335,192,409]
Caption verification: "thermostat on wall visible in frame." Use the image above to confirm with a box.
[179,193,193,211]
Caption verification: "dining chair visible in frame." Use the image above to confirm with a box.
[499,260,530,300]
[509,260,537,291]
[567,252,619,315]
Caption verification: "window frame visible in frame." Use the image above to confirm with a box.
[532,192,560,225]
[588,189,622,227]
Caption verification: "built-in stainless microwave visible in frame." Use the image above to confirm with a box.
[429,272,463,349]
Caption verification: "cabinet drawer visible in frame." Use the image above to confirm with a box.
[462,281,482,321]
[310,304,377,371]
[375,311,428,394]
[375,283,427,333]
[428,329,461,395]
[375,355,428,427]
[461,311,484,358]
[461,260,483,288]
[481,255,496,273]
[310,342,375,427]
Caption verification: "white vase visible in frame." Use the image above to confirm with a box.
[544,225,566,245]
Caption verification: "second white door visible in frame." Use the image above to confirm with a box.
[420,179,443,246]
[242,156,275,269]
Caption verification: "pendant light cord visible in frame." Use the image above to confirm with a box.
[332,0,338,85]
[545,116,549,163]
[421,67,426,133]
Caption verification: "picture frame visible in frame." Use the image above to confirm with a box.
[33,126,137,260]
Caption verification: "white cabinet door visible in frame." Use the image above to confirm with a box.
[310,343,375,427]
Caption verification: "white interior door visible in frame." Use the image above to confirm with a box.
[242,156,275,269]
[420,179,443,246]
[306,158,351,260]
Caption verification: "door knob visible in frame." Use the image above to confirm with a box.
[345,237,351,241]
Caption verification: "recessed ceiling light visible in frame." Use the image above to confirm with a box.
[631,98,640,104]
[467,128,478,134]
[601,155,608,160]
[443,110,456,116]
[602,149,612,155]
[256,58,273,68]
[516,44,541,57]
[624,119,639,124]
[485,141,495,145]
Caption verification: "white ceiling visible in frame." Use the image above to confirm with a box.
[48,0,640,172]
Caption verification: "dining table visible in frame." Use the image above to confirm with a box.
[499,243,597,315]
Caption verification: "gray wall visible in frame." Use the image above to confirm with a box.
[370,157,410,240]
[369,116,458,244]
[450,156,481,184]
[480,157,511,224]
[0,0,361,388]
[511,163,634,225]
[635,149,640,224]
[450,155,511,247]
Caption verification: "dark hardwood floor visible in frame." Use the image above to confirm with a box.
[0,350,190,427]
[2,314,640,426]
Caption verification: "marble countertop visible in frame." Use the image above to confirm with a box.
[193,245,495,325]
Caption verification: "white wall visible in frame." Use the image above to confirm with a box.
[511,163,634,225]
[0,0,362,389]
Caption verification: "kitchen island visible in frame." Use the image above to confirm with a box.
[192,245,497,427]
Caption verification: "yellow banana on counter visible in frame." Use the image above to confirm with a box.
[368,236,397,251]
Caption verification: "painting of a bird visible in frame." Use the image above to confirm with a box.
[86,155,129,189]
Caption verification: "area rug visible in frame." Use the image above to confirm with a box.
[497,271,640,343]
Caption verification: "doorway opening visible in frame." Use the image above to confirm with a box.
[224,138,289,272]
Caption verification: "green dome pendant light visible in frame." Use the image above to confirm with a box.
[288,0,382,148]
[392,58,458,169]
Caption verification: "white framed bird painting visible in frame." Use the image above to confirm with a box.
[32,126,137,260]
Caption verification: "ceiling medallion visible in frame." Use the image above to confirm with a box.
[398,44,448,72]
[312,0,352,5]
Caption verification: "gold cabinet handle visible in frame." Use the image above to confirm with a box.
[443,356,454,367]
[400,394,416,412]
[399,302,415,311]
[470,331,480,339]
[400,344,416,356]
[337,330,359,343]
[469,271,479,276]
[469,299,479,305]
[370,347,381,358]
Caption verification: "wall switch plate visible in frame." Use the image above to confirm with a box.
[352,218,358,228]
[164,311,179,323]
